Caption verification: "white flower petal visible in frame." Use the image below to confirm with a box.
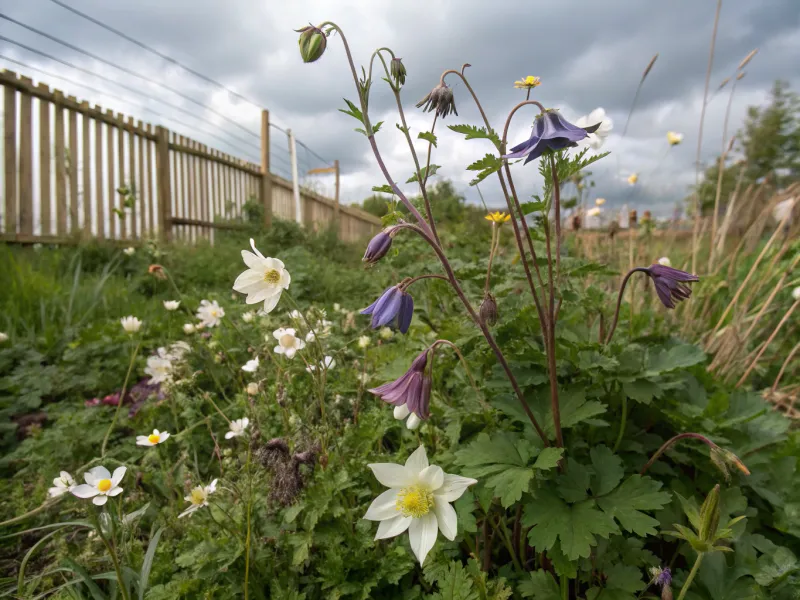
[434,498,458,541]
[375,515,412,540]
[408,512,438,565]
[160,432,170,442]
[417,465,444,491]
[107,486,124,497]
[93,495,109,506]
[406,413,421,430]
[178,504,201,518]
[405,446,429,474]
[136,437,153,446]
[262,292,281,314]
[111,467,127,487]
[368,463,413,488]
[225,431,235,439]
[393,404,410,420]
[434,474,478,503]
[87,466,111,483]
[71,484,100,498]
[364,488,400,521]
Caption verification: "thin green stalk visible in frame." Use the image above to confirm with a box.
[561,574,569,600]
[613,395,627,452]
[677,553,705,600]
[244,441,253,600]
[90,510,131,600]
[494,518,524,575]
[101,341,141,457]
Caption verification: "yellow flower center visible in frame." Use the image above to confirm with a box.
[210,310,218,317]
[97,479,112,492]
[264,269,281,284]
[280,333,295,348]
[148,433,160,444]
[190,487,206,505]
[396,485,434,518]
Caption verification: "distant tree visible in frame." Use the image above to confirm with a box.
[360,195,390,218]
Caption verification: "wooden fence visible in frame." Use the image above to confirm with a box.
[0,69,381,245]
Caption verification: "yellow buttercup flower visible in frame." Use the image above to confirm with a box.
[485,211,511,224]
[627,173,639,185]
[514,76,541,89]
[667,131,683,146]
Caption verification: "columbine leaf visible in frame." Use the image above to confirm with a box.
[645,343,705,375]
[418,131,438,147]
[518,570,561,599]
[557,462,590,503]
[520,200,546,215]
[622,379,662,405]
[424,560,479,600]
[590,445,624,497]
[406,164,441,184]
[597,476,671,536]
[466,154,503,186]
[447,124,502,148]
[339,98,364,124]
[524,490,619,560]
[371,184,396,194]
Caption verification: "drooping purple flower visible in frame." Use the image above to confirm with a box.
[504,110,601,165]
[369,349,431,419]
[362,228,396,264]
[647,264,699,309]
[655,567,672,588]
[361,285,414,333]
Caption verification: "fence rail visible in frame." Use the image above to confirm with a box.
[0,69,380,245]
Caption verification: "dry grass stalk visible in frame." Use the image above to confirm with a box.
[736,297,800,388]
[772,341,800,393]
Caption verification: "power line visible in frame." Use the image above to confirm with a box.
[44,0,334,167]
[0,53,260,162]
[0,35,261,154]
[0,12,260,142]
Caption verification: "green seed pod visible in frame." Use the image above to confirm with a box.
[479,293,498,326]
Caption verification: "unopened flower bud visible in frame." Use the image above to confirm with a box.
[479,293,499,326]
[246,382,259,395]
[699,484,721,543]
[362,227,397,264]
[390,57,407,85]
[296,25,327,63]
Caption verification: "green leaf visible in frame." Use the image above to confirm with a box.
[425,560,479,600]
[418,131,438,147]
[597,476,671,536]
[622,380,662,405]
[371,184,396,194]
[523,490,619,560]
[754,546,798,586]
[139,527,164,600]
[590,445,624,497]
[520,200,546,215]
[62,558,108,600]
[604,564,646,594]
[447,123,501,148]
[466,154,503,186]
[645,343,705,375]
[518,570,561,599]
[533,447,564,471]
[557,462,591,503]
[339,98,365,125]
[406,164,441,183]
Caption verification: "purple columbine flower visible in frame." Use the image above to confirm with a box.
[369,349,431,419]
[504,110,601,165]
[361,285,414,333]
[647,264,699,309]
[362,227,396,264]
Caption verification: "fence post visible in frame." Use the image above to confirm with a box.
[260,110,273,228]
[155,126,172,243]
[287,129,303,225]
[334,159,340,222]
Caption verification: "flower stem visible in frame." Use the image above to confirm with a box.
[101,341,141,457]
[613,395,627,452]
[91,510,131,600]
[640,433,717,475]
[677,553,705,600]
[605,268,650,344]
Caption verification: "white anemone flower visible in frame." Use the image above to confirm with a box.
[123,247,135,256]
[246,382,259,395]
[242,356,260,373]
[183,323,196,334]
[242,311,256,323]
[196,300,225,328]
[393,404,422,430]
[233,238,291,313]
[178,479,218,518]
[315,319,333,338]
[136,428,170,447]
[658,257,672,267]
[358,335,371,349]
[48,471,76,497]
[272,328,306,359]
[120,316,142,333]
[0,332,8,343]
[71,466,126,506]
[364,446,477,565]
[576,108,613,150]
[145,352,173,385]
[225,417,249,439]
[305,331,316,343]
[163,300,181,311]
[306,356,336,373]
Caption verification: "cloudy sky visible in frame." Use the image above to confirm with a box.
[1,0,799,218]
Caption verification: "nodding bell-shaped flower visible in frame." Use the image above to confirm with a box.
[361,285,414,333]
[479,293,498,326]
[416,82,458,119]
[296,24,327,63]
[369,349,431,420]
[390,57,407,86]
[504,110,601,165]
[363,227,397,264]
[646,264,699,309]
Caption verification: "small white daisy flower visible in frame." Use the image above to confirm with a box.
[120,316,142,333]
[272,328,306,359]
[163,300,181,311]
[225,418,249,439]
[242,357,260,373]
[196,300,225,328]
[178,479,218,518]
[71,466,127,506]
[48,471,76,498]
[136,428,170,447]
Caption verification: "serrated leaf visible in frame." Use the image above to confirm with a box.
[523,490,619,560]
[645,344,705,375]
[425,561,479,600]
[447,123,501,148]
[518,570,560,599]
[533,447,564,470]
[520,200,546,215]
[557,462,591,503]
[339,98,364,124]
[371,184,396,194]
[590,445,624,497]
[466,153,503,186]
[418,131,438,147]
[597,476,671,536]
[622,380,661,405]
[407,164,441,183]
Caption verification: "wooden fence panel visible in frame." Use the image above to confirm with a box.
[81,102,91,237]
[18,76,33,236]
[38,85,51,235]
